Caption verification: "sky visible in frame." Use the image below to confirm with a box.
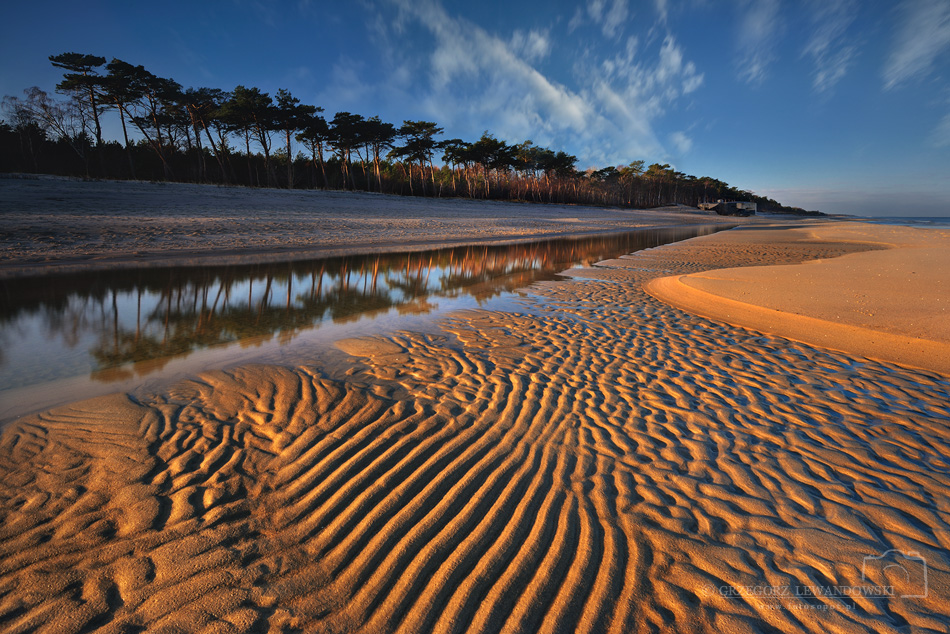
[2,0,949,216]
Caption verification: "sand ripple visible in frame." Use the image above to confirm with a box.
[2,232,949,632]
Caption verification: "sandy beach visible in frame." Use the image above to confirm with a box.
[1,184,948,633]
[645,222,950,374]
[0,177,744,278]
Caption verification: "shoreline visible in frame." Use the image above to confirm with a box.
[0,221,742,280]
[0,176,789,279]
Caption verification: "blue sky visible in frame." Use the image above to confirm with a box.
[2,0,949,216]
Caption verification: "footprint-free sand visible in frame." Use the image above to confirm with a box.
[645,222,950,374]
[1,187,948,633]
[0,176,738,278]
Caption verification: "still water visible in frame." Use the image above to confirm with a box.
[0,225,731,420]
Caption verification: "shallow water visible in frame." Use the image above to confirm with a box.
[0,224,732,421]
[861,216,950,228]
[3,220,949,632]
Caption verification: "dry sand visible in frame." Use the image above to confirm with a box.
[644,223,950,374]
[0,176,743,278]
[1,209,949,633]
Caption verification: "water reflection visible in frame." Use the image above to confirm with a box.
[0,225,729,391]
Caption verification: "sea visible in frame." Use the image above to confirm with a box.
[859,216,950,228]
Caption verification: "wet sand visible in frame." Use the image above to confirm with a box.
[1,211,949,633]
[0,176,743,278]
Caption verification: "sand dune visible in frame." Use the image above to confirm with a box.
[2,223,949,632]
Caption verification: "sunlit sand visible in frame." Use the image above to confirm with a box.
[1,206,948,632]
[645,222,950,374]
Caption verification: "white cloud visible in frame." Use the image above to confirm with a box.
[370,0,702,166]
[803,0,858,93]
[568,7,585,33]
[587,0,606,23]
[392,0,589,133]
[883,0,950,90]
[602,0,630,39]
[655,0,669,23]
[735,0,781,85]
[670,131,693,154]
[510,29,552,64]
[573,0,630,39]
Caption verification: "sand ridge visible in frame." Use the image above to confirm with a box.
[1,222,949,632]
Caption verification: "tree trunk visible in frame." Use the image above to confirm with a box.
[244,130,254,186]
[117,101,136,180]
[202,124,227,184]
[285,129,293,188]
[317,144,328,188]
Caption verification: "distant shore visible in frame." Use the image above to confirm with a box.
[0,176,772,278]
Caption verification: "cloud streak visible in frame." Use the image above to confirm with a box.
[803,0,858,93]
[367,0,702,166]
[510,29,552,64]
[883,0,950,90]
[934,113,950,148]
[568,0,630,39]
[734,0,781,85]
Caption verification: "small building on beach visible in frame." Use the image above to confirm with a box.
[699,201,757,216]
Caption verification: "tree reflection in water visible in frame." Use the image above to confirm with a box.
[0,225,729,386]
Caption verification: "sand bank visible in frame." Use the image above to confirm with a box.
[1,217,949,633]
[644,222,950,374]
[0,176,750,278]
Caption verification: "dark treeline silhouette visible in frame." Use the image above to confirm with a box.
[1,52,812,214]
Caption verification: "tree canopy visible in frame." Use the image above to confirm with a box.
[0,50,816,214]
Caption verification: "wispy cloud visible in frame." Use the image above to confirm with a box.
[568,7,585,34]
[601,0,630,39]
[670,131,692,154]
[734,0,781,85]
[321,57,374,106]
[883,0,950,90]
[366,0,702,166]
[510,29,552,64]
[587,0,607,23]
[802,0,858,93]
[582,34,703,162]
[934,112,950,147]
[569,0,631,39]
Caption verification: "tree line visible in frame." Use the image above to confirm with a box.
[0,52,813,213]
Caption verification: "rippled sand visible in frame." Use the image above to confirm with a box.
[1,224,948,633]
